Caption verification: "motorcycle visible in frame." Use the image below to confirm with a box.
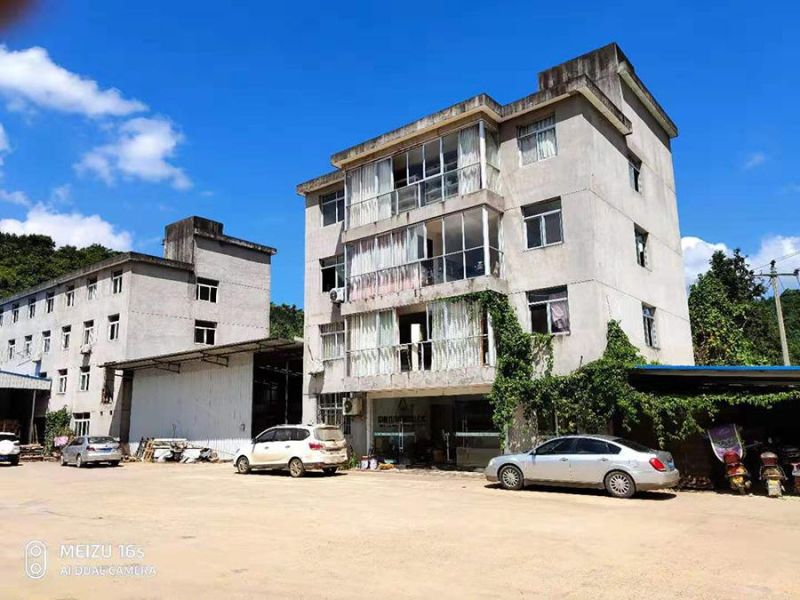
[708,424,750,494]
[759,451,786,498]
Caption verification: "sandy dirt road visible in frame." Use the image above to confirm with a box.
[1,461,798,599]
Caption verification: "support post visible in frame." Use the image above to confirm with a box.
[770,261,791,366]
[28,389,37,445]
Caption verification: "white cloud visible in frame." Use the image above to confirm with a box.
[742,152,767,170]
[0,46,146,117]
[0,187,30,207]
[682,236,731,286]
[682,234,800,287]
[76,117,191,190]
[0,203,132,250]
[49,183,72,205]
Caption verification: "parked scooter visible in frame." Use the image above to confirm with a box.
[723,450,751,494]
[759,451,786,498]
[708,424,750,494]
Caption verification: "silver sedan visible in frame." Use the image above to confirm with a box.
[485,435,679,498]
[61,436,122,468]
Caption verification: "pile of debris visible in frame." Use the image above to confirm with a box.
[19,444,48,462]
[133,438,219,464]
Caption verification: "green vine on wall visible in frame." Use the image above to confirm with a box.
[456,291,799,447]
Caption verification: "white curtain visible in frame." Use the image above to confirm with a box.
[376,158,393,221]
[458,125,481,195]
[429,300,482,371]
[537,116,557,160]
[550,300,570,333]
[347,162,378,227]
[348,310,396,377]
[347,239,376,301]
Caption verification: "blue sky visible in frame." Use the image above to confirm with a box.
[0,0,798,305]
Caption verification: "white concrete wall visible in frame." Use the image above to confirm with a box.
[128,354,254,459]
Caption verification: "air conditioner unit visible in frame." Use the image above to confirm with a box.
[342,395,362,417]
[80,344,92,355]
[329,287,345,304]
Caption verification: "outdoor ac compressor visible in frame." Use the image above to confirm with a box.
[342,395,362,416]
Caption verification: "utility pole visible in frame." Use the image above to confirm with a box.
[757,261,792,366]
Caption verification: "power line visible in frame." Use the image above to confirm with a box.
[754,249,800,271]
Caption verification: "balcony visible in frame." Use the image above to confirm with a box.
[345,205,503,307]
[344,121,500,231]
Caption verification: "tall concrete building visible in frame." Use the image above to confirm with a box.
[296,44,694,468]
[0,216,274,440]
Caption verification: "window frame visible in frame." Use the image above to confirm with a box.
[635,226,649,268]
[61,325,71,350]
[42,330,51,354]
[65,286,75,307]
[517,115,558,166]
[629,156,642,193]
[321,255,345,293]
[527,287,571,335]
[195,277,219,303]
[7,339,15,361]
[28,298,36,319]
[72,412,90,436]
[87,277,98,301]
[45,291,55,313]
[522,199,563,250]
[108,314,120,341]
[57,369,68,394]
[317,393,351,434]
[79,367,90,392]
[111,270,123,294]
[194,320,217,345]
[23,335,32,357]
[12,303,19,323]
[83,320,95,345]
[320,322,345,361]
[320,189,345,227]
[642,304,658,348]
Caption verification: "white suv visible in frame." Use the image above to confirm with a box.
[234,424,348,477]
[0,432,21,466]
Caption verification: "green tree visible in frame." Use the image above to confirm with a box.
[270,303,304,339]
[688,272,764,365]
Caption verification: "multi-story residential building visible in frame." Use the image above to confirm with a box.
[297,44,694,468]
[0,216,274,439]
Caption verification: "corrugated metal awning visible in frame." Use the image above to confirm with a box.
[101,337,303,372]
[629,365,800,392]
[0,370,52,391]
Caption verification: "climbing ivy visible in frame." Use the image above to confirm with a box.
[44,406,72,453]
[456,291,799,447]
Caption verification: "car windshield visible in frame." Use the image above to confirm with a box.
[0,433,18,442]
[88,436,116,444]
[314,427,344,442]
[612,438,653,453]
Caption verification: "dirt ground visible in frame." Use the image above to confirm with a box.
[1,461,798,600]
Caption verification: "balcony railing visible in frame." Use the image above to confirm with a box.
[346,335,493,378]
[346,163,483,229]
[347,248,503,303]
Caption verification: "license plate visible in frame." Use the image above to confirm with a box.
[100,448,113,453]
[668,461,675,470]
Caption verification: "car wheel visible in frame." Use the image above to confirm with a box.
[236,456,251,474]
[110,461,120,467]
[605,471,636,498]
[498,465,524,491]
[60,455,68,466]
[75,454,83,468]
[10,457,19,466]
[288,458,305,478]
[322,467,337,476]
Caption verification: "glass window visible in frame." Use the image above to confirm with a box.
[463,208,483,250]
[612,438,652,453]
[42,331,51,353]
[441,132,458,173]
[444,214,463,254]
[574,438,613,454]
[112,271,123,294]
[292,428,311,441]
[66,286,75,307]
[87,277,98,300]
[523,199,562,249]
[317,394,351,435]
[108,315,120,341]
[79,367,90,392]
[423,140,441,178]
[28,298,36,318]
[321,255,345,293]
[528,287,570,334]
[196,278,219,303]
[635,227,648,268]
[536,438,575,455]
[46,291,55,312]
[642,305,658,348]
[629,156,642,192]
[12,304,19,322]
[61,325,71,349]
[320,189,345,226]
[7,340,14,360]
[255,429,276,443]
[72,413,90,436]
[273,428,294,442]
[407,146,424,184]
[194,320,217,345]
[518,115,557,164]
[83,320,95,345]
[58,369,68,394]
[320,322,345,361]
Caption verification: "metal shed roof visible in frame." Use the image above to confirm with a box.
[0,370,52,391]
[101,337,303,372]
[630,365,800,392]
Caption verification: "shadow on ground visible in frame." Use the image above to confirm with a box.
[484,482,676,500]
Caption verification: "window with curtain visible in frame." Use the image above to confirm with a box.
[320,322,345,361]
[321,255,345,293]
[348,310,396,377]
[635,227,649,268]
[518,115,557,165]
[429,300,484,371]
[320,189,345,226]
[528,287,570,335]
